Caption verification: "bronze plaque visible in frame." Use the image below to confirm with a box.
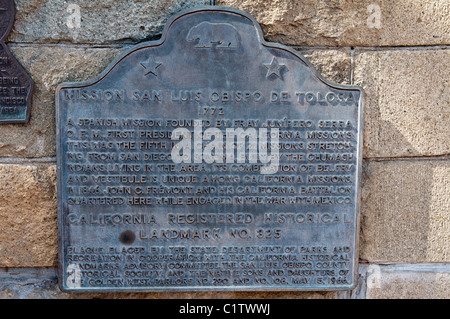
[56,7,364,292]
[0,0,33,124]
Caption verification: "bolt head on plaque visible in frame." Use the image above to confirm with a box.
[56,6,364,292]
[0,0,34,124]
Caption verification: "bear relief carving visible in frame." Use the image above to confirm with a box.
[186,22,240,49]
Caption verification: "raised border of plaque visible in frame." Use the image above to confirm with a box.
[56,6,364,292]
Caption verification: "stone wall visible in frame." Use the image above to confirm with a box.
[0,0,448,299]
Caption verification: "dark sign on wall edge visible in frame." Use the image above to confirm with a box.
[0,0,34,124]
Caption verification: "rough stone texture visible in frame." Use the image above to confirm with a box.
[0,164,57,267]
[219,0,450,47]
[9,0,209,44]
[298,49,351,85]
[0,46,124,158]
[354,49,450,158]
[365,264,450,299]
[360,159,450,263]
[7,0,449,46]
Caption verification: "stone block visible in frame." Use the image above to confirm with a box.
[360,160,450,263]
[365,264,450,299]
[0,164,57,267]
[0,46,349,158]
[218,0,450,47]
[354,49,450,158]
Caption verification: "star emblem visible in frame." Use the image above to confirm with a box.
[140,57,162,77]
[263,57,286,79]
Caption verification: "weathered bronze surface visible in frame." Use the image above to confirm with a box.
[56,6,364,292]
[0,0,33,124]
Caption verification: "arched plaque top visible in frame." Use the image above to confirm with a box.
[57,6,363,96]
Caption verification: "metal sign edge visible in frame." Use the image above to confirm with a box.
[56,5,365,293]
